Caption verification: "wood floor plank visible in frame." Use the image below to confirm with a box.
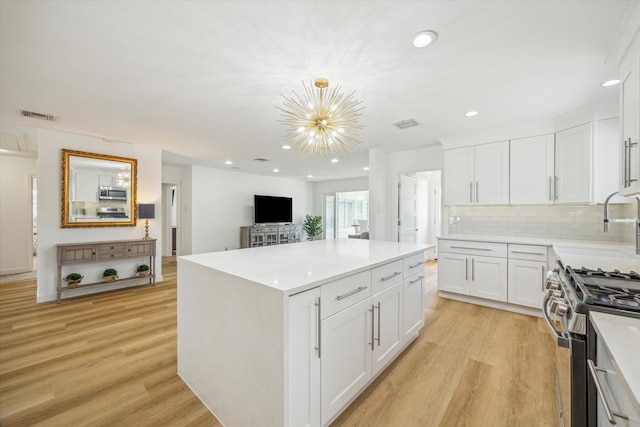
[0,258,557,426]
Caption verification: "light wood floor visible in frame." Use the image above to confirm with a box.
[0,258,557,426]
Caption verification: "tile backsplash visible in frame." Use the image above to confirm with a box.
[445,203,636,244]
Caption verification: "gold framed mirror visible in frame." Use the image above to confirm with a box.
[61,149,137,228]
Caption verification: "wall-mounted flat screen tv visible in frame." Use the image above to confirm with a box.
[254,195,293,224]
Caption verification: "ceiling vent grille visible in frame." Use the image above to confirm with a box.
[20,109,57,122]
[253,158,269,162]
[393,119,419,129]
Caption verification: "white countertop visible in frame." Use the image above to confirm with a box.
[589,312,640,411]
[180,239,433,294]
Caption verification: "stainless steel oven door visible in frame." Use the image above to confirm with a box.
[544,291,572,427]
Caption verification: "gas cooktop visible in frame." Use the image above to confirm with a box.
[567,266,640,314]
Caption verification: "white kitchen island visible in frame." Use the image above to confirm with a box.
[177,238,432,427]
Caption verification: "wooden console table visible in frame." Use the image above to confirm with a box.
[56,238,156,304]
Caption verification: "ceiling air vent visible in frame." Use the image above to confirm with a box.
[253,158,269,162]
[393,119,419,130]
[20,109,57,122]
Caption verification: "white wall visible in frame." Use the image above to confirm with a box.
[36,129,162,303]
[369,146,444,242]
[185,166,313,254]
[0,152,37,275]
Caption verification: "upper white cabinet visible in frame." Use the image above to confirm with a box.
[444,141,509,205]
[510,134,555,204]
[554,123,592,203]
[619,31,640,196]
[74,173,99,202]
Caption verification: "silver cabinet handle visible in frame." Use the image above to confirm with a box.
[376,302,381,346]
[449,246,491,251]
[624,138,630,187]
[541,266,545,292]
[469,182,473,204]
[408,262,422,269]
[314,297,321,358]
[510,250,545,256]
[471,258,475,281]
[336,286,367,300]
[587,359,629,424]
[381,272,401,282]
[409,275,424,285]
[548,176,553,201]
[630,140,638,184]
[554,176,558,200]
[369,305,375,351]
[465,258,468,281]
[475,181,479,203]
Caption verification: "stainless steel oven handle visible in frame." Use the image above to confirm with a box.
[542,292,570,348]
[587,359,629,425]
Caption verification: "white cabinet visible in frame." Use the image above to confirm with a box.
[402,253,425,344]
[437,240,508,302]
[321,297,372,425]
[555,123,592,203]
[288,288,321,427]
[74,173,99,202]
[443,141,509,205]
[510,134,555,204]
[620,31,640,196]
[371,282,403,376]
[507,244,547,309]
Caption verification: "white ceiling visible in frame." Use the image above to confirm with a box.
[0,1,633,181]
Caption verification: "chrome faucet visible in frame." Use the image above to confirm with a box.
[603,191,640,254]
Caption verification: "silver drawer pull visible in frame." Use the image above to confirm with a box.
[408,262,423,269]
[510,250,545,256]
[381,272,401,281]
[449,246,492,251]
[587,359,629,424]
[409,276,424,285]
[336,286,367,301]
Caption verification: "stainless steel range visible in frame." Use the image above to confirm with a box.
[97,207,128,219]
[544,265,640,427]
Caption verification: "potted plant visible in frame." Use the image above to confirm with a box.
[102,268,119,282]
[63,273,83,288]
[303,214,323,241]
[136,264,150,277]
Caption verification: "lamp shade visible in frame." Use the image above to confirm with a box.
[138,204,155,219]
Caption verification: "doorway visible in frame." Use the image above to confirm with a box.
[397,171,441,259]
[162,183,180,256]
[323,191,369,239]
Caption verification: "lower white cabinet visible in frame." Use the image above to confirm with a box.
[403,273,425,343]
[507,259,546,308]
[437,241,508,302]
[371,282,403,376]
[288,288,321,427]
[321,297,372,425]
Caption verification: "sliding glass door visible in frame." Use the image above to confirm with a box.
[323,191,369,239]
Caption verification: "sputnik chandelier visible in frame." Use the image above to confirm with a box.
[277,78,365,156]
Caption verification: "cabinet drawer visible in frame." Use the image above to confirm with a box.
[508,244,548,262]
[439,240,507,258]
[60,245,96,263]
[403,252,425,279]
[128,241,154,256]
[96,243,128,260]
[371,260,403,295]
[321,270,372,319]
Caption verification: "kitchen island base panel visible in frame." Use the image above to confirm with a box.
[177,258,286,427]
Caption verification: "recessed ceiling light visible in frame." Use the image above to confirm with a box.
[282,144,291,150]
[602,79,620,87]
[412,30,438,48]
[331,159,339,163]
[464,110,478,117]
[307,174,313,178]
[273,168,279,173]
[363,166,370,171]
[225,160,233,165]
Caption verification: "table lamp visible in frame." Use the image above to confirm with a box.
[138,204,155,240]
